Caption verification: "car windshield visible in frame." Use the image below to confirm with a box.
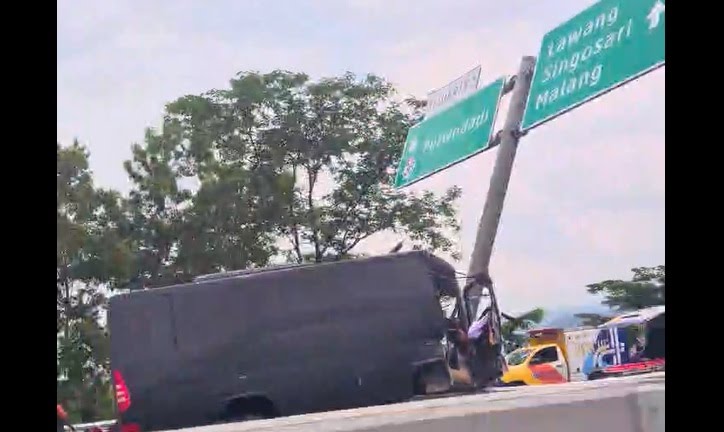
[505,348,531,366]
[439,294,457,319]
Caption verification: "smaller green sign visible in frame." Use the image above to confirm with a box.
[394,77,505,188]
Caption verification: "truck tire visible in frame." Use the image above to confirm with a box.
[218,395,277,424]
[587,372,604,381]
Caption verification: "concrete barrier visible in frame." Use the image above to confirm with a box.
[166,373,664,432]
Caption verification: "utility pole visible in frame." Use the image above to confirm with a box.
[465,56,536,303]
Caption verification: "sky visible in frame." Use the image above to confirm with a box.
[57,0,664,314]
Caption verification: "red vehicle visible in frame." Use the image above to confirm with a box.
[57,404,75,432]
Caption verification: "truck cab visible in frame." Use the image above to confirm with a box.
[499,328,570,386]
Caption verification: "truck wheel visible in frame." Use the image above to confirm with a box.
[218,396,276,424]
[587,372,603,381]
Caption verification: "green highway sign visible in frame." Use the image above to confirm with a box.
[394,77,505,188]
[521,0,665,131]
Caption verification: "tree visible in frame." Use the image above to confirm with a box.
[56,289,114,422]
[57,141,132,422]
[164,70,461,265]
[501,308,545,351]
[122,126,197,287]
[585,265,665,311]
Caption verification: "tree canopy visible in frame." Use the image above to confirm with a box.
[574,265,665,326]
[162,70,462,266]
[585,265,665,311]
[57,141,132,422]
[501,308,545,352]
[115,71,462,289]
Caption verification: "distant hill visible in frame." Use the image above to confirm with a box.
[537,303,615,329]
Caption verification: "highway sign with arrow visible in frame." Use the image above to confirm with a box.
[521,0,665,131]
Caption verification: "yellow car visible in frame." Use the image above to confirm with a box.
[499,328,571,386]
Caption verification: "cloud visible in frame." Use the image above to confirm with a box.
[555,208,664,256]
[490,250,599,310]
[58,0,329,192]
[380,23,539,98]
[513,129,664,209]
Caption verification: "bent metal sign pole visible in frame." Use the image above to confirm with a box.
[521,0,665,131]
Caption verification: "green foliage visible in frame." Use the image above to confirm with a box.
[57,142,131,422]
[164,70,462,264]
[57,307,114,423]
[585,265,665,311]
[122,126,196,287]
[501,308,545,351]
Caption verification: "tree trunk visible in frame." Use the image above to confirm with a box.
[289,164,303,263]
[306,166,321,262]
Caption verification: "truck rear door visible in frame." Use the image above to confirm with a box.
[109,293,178,430]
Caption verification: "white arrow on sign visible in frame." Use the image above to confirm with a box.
[646,1,665,30]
